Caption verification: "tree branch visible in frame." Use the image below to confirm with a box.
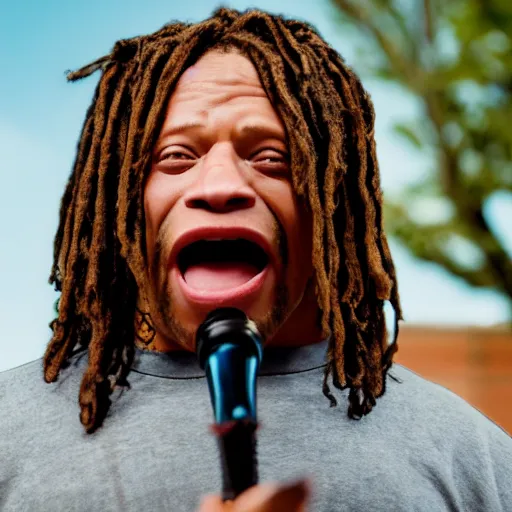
[423,0,433,43]
[332,0,422,86]
[423,92,512,298]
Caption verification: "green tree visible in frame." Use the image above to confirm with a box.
[330,0,512,316]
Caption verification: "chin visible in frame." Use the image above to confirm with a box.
[157,283,288,351]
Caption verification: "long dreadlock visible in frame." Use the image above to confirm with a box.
[44,7,403,433]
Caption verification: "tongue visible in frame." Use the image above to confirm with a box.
[183,262,260,291]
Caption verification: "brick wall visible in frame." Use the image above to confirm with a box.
[394,326,512,435]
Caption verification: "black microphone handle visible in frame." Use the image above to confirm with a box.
[210,418,259,501]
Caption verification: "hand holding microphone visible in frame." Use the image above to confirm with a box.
[197,479,310,511]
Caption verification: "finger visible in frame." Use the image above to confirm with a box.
[233,479,310,512]
[261,479,310,511]
[197,494,233,511]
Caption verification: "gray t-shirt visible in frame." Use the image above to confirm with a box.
[1,339,511,511]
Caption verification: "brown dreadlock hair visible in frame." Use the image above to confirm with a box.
[44,7,403,434]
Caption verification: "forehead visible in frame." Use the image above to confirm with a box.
[172,50,265,99]
[182,50,260,82]
[170,51,274,110]
[159,50,285,135]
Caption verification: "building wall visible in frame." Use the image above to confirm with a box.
[394,326,512,435]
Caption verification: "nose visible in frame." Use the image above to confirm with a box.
[184,144,256,213]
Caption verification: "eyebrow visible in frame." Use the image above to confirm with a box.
[238,123,286,142]
[159,121,287,142]
[160,121,203,137]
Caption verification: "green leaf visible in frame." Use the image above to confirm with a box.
[394,123,425,148]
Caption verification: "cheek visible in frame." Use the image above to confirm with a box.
[143,188,158,267]
[281,192,313,286]
[143,172,180,258]
[258,179,312,272]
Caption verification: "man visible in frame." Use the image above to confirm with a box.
[1,7,511,511]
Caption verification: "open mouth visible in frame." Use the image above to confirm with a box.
[177,239,269,292]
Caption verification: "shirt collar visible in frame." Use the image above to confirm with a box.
[132,338,329,379]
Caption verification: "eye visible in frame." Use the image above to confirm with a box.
[155,146,198,173]
[158,148,196,162]
[250,149,289,172]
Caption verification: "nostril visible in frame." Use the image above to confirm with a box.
[186,194,255,212]
[188,198,211,210]
[226,196,252,208]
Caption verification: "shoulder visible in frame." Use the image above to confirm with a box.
[0,352,87,439]
[387,364,509,433]
[0,351,83,397]
[0,358,46,401]
[1,357,56,426]
[0,359,48,479]
[386,364,511,485]
[372,364,511,508]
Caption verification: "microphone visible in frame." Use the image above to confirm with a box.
[196,307,264,501]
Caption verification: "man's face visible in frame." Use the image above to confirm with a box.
[143,50,315,351]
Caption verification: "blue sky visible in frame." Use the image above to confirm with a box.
[1,0,511,371]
